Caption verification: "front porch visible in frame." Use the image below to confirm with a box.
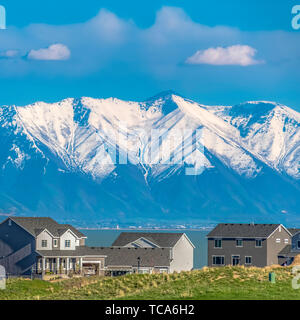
[35,256,105,278]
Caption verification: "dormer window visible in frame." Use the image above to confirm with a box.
[41,240,47,248]
[53,239,58,247]
[65,240,71,248]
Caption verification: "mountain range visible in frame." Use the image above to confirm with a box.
[0,91,299,227]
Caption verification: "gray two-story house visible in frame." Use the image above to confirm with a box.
[0,217,107,276]
[207,223,291,267]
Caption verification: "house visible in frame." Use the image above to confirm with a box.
[111,232,195,272]
[0,217,195,278]
[88,247,172,276]
[207,223,292,267]
[278,228,300,265]
[0,217,106,277]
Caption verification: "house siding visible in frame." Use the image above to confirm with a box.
[60,230,77,250]
[208,238,268,267]
[170,235,194,272]
[266,227,291,266]
[0,219,36,275]
[291,232,300,252]
[36,230,53,250]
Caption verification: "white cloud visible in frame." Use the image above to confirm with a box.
[27,44,71,61]
[186,45,263,66]
[0,50,19,58]
[0,7,298,79]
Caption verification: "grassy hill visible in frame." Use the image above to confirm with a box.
[0,266,300,300]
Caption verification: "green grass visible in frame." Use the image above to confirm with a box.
[1,266,300,300]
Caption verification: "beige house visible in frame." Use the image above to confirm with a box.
[112,232,195,273]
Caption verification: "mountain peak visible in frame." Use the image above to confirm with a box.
[145,90,180,102]
[143,90,183,115]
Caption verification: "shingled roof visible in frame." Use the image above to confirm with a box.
[36,246,171,267]
[111,232,185,248]
[207,223,284,238]
[94,247,171,267]
[278,245,292,256]
[288,228,300,236]
[9,217,86,238]
[36,246,106,257]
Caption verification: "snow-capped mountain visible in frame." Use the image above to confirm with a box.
[0,91,299,226]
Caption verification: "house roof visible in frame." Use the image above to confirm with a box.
[207,223,282,238]
[288,228,300,236]
[93,247,171,268]
[111,232,185,248]
[36,246,106,257]
[59,224,86,238]
[278,245,292,256]
[9,217,86,238]
[277,245,300,258]
[37,246,171,267]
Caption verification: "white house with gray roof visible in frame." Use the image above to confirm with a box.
[0,217,106,277]
[112,232,195,273]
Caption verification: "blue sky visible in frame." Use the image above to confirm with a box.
[0,0,300,110]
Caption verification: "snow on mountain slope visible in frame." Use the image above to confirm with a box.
[0,92,299,184]
[209,101,300,179]
[0,92,299,224]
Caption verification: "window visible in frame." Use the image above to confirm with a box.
[245,256,252,265]
[214,239,222,248]
[139,269,150,274]
[284,239,289,244]
[41,240,47,248]
[53,239,58,247]
[255,239,262,247]
[8,220,11,227]
[232,255,240,266]
[236,239,243,247]
[159,269,168,274]
[65,240,71,248]
[276,238,281,243]
[297,240,300,249]
[213,256,225,266]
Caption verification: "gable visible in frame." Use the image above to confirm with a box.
[112,232,185,248]
[36,229,53,250]
[267,224,292,239]
[125,237,159,248]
